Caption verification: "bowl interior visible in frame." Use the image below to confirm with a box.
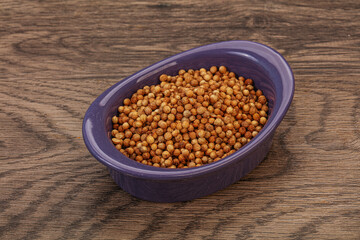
[83,41,294,178]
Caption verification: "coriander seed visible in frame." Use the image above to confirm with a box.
[111,66,269,168]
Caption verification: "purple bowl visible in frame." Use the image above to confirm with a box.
[82,41,294,202]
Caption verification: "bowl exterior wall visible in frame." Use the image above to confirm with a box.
[108,133,273,202]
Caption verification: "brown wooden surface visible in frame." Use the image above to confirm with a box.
[1,0,360,239]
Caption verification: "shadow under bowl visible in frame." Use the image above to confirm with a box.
[82,40,294,202]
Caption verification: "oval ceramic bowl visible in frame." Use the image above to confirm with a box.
[82,41,294,202]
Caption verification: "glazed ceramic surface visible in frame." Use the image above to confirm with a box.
[82,41,294,202]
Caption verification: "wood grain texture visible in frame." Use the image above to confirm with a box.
[1,0,359,239]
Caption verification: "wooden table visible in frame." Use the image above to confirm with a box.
[1,1,359,239]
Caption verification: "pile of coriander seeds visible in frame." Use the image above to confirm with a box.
[111,66,268,168]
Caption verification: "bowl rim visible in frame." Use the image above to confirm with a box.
[82,40,294,180]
